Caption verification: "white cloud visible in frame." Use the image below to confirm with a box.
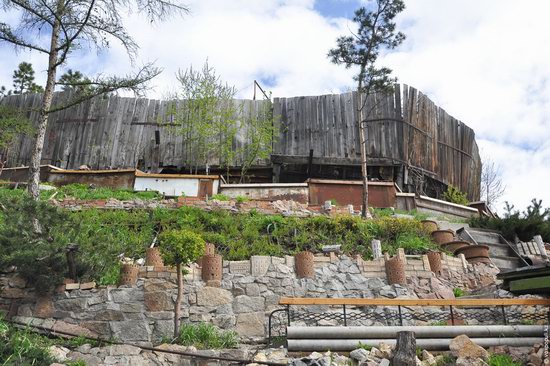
[1,0,549,211]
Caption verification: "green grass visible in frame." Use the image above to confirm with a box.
[210,193,230,201]
[436,353,456,366]
[488,354,521,366]
[176,323,238,349]
[356,341,372,351]
[0,184,163,201]
[235,195,249,203]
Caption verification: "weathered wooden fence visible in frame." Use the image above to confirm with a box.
[273,85,481,199]
[1,84,480,199]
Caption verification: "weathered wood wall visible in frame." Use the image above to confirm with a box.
[1,92,270,171]
[273,85,481,199]
[1,84,481,199]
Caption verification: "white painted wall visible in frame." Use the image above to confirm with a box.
[134,177,199,197]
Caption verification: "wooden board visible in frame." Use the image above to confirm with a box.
[279,297,550,306]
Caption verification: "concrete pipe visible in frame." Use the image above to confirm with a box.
[287,325,545,339]
[287,337,544,352]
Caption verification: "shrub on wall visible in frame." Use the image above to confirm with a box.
[443,185,469,206]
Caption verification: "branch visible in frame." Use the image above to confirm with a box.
[10,0,54,26]
[47,64,161,113]
[0,23,50,53]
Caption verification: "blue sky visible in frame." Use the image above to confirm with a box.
[1,0,549,212]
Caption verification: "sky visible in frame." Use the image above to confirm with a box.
[0,0,549,212]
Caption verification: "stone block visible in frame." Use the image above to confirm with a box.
[196,287,233,307]
[245,283,261,297]
[95,309,125,321]
[8,276,26,289]
[251,256,270,276]
[1,287,27,299]
[144,291,173,312]
[229,261,251,275]
[235,312,265,337]
[65,283,80,290]
[233,295,265,313]
[271,257,285,265]
[55,298,88,312]
[80,282,96,290]
[110,321,151,342]
[151,320,174,342]
[80,321,111,337]
[109,288,144,303]
[34,296,54,318]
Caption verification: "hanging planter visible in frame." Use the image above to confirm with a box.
[421,220,439,233]
[385,255,406,285]
[431,229,455,245]
[118,264,140,286]
[201,254,223,282]
[427,251,442,274]
[145,247,164,267]
[295,251,315,279]
[440,240,470,253]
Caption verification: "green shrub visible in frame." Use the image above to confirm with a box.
[469,199,549,242]
[56,183,162,200]
[357,341,372,351]
[443,185,469,205]
[235,195,249,203]
[436,353,456,366]
[453,287,465,297]
[176,323,238,349]
[211,193,230,201]
[488,354,521,366]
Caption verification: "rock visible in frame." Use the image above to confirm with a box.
[233,295,265,313]
[421,350,436,366]
[196,287,233,306]
[105,344,142,356]
[456,357,488,366]
[8,275,27,288]
[110,321,150,342]
[245,283,261,297]
[49,345,70,362]
[529,350,543,366]
[350,348,370,362]
[378,342,393,358]
[378,360,390,366]
[235,312,265,337]
[449,335,489,360]
[144,291,173,311]
[379,286,397,298]
[35,296,54,318]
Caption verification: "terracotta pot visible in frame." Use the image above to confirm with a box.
[431,229,455,245]
[295,251,315,279]
[145,247,164,267]
[427,251,442,274]
[421,220,439,233]
[441,240,470,253]
[454,245,490,259]
[205,243,216,256]
[385,255,406,285]
[465,256,492,264]
[201,254,223,282]
[119,264,139,286]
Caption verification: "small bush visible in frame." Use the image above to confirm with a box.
[357,341,372,351]
[211,193,230,201]
[488,354,521,366]
[235,195,249,203]
[177,323,238,349]
[57,183,162,200]
[453,287,465,297]
[443,185,469,205]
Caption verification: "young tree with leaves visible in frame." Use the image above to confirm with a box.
[0,106,33,175]
[0,0,188,199]
[174,61,238,180]
[328,0,405,217]
[159,230,205,338]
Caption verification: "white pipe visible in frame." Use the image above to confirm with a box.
[287,325,545,339]
[288,337,544,352]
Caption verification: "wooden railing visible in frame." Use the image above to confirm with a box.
[279,297,550,306]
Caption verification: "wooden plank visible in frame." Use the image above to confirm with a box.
[510,276,550,293]
[279,297,550,306]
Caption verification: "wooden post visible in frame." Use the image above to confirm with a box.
[392,331,416,366]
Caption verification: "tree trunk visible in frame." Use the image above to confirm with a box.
[174,262,183,338]
[28,3,62,199]
[392,331,416,366]
[357,88,369,218]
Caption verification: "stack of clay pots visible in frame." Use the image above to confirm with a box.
[426,221,490,264]
[201,243,223,282]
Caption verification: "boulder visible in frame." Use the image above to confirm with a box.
[449,335,489,360]
[350,348,370,362]
[235,312,265,337]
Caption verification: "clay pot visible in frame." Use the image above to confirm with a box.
[466,257,492,264]
[421,220,439,233]
[295,251,315,279]
[440,240,470,253]
[454,245,490,260]
[205,243,216,256]
[385,255,406,285]
[145,247,164,267]
[427,251,442,274]
[119,264,139,286]
[201,254,223,282]
[431,229,455,245]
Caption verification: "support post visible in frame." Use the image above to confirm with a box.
[393,331,416,366]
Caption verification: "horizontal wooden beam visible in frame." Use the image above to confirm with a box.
[279,297,550,306]
[510,276,550,293]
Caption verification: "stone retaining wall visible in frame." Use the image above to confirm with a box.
[0,254,492,347]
